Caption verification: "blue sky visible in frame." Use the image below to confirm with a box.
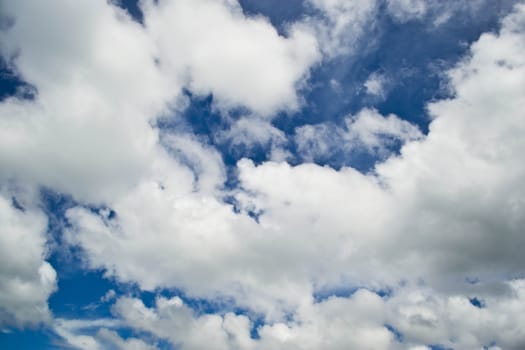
[1,0,525,349]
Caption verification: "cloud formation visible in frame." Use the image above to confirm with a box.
[0,0,524,349]
[0,193,56,327]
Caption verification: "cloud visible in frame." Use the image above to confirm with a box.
[0,0,173,203]
[1,0,524,347]
[61,280,525,349]
[385,0,514,26]
[143,0,320,116]
[302,0,379,57]
[0,193,56,328]
[364,72,389,98]
[111,290,395,350]
[386,280,525,349]
[294,108,423,162]
[386,0,428,22]
[0,0,320,206]
[215,117,291,161]
[53,318,158,350]
[62,5,525,328]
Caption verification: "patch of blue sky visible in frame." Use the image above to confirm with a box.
[469,297,486,309]
[0,328,57,350]
[0,57,37,101]
[313,285,393,303]
[115,0,144,23]
[384,324,404,343]
[239,0,305,35]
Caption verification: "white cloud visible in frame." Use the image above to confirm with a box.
[101,290,117,303]
[63,6,525,327]
[303,0,379,57]
[386,0,428,22]
[1,0,524,347]
[161,133,226,194]
[0,0,320,206]
[53,318,158,350]
[218,118,287,148]
[295,108,423,162]
[386,0,510,26]
[143,0,320,116]
[97,328,158,350]
[68,280,525,349]
[0,0,173,203]
[364,72,388,98]
[386,280,525,349]
[0,193,56,328]
[112,290,396,350]
[216,117,291,161]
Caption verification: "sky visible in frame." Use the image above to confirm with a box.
[0,0,525,349]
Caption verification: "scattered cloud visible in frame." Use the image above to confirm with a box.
[0,1,524,349]
[295,108,422,162]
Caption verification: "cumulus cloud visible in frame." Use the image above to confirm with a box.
[63,2,525,334]
[111,290,395,350]
[0,0,321,328]
[0,0,320,205]
[295,108,423,162]
[386,280,525,349]
[1,0,524,348]
[0,193,56,328]
[0,0,172,203]
[215,117,291,161]
[143,0,320,116]
[59,280,525,349]
[64,3,525,327]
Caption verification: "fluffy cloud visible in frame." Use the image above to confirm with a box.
[64,4,525,327]
[0,0,172,203]
[215,117,291,161]
[0,0,321,328]
[1,0,524,348]
[143,0,320,116]
[386,280,525,349]
[295,108,423,162]
[53,318,157,350]
[0,0,320,205]
[61,280,525,349]
[0,193,56,328]
[112,290,395,350]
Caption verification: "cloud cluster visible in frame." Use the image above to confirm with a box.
[0,193,56,328]
[143,0,320,116]
[59,280,525,350]
[62,0,525,330]
[295,108,423,162]
[0,0,320,204]
[53,318,157,350]
[0,0,524,349]
[65,0,525,319]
